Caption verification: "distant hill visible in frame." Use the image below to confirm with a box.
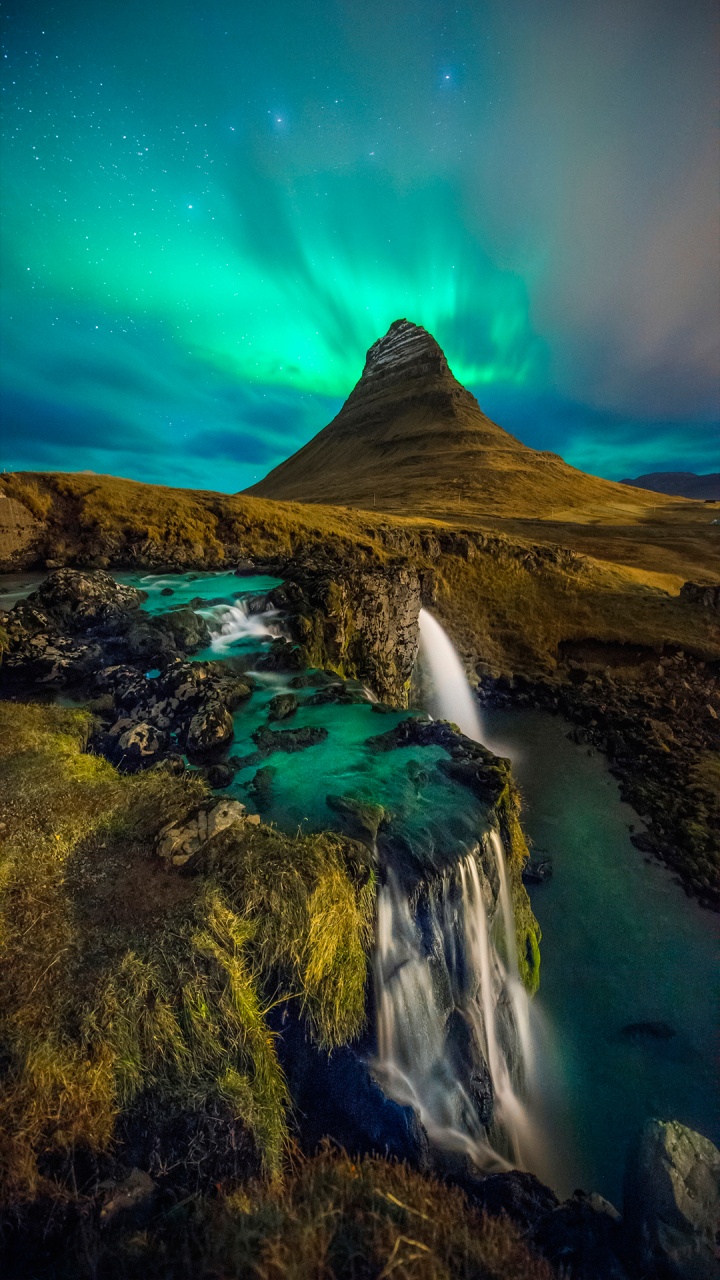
[247,319,669,521]
[621,472,720,501]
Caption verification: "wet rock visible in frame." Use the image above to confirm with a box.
[152,606,211,652]
[523,853,553,884]
[267,692,299,721]
[467,1169,559,1233]
[252,724,328,754]
[98,1167,156,1228]
[153,753,186,776]
[445,1008,493,1127]
[624,1118,720,1279]
[274,558,428,705]
[252,639,304,672]
[533,1190,627,1279]
[326,793,387,845]
[160,586,174,596]
[117,618,181,666]
[270,1003,430,1169]
[114,721,168,772]
[288,671,335,689]
[204,761,237,789]
[186,702,234,758]
[620,1021,676,1041]
[406,758,431,789]
[305,683,370,707]
[27,568,145,629]
[248,764,276,806]
[156,798,251,866]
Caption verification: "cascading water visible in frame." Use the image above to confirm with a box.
[374,608,543,1173]
[417,608,483,741]
[374,836,540,1171]
[200,597,283,653]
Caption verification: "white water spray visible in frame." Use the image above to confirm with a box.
[200,598,282,652]
[374,837,540,1171]
[418,609,483,741]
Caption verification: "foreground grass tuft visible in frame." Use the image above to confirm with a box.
[11,1146,555,1280]
[0,703,374,1202]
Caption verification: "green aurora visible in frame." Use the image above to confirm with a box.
[2,0,718,490]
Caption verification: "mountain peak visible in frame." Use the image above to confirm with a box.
[361,318,451,384]
[247,320,663,519]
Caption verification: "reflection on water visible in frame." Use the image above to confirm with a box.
[483,705,720,1202]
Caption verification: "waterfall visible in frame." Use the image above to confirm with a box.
[200,598,282,652]
[373,608,545,1174]
[374,835,540,1171]
[418,608,484,741]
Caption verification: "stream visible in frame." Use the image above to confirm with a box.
[483,707,720,1203]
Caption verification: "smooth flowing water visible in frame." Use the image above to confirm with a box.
[374,838,543,1174]
[418,607,484,741]
[483,706,720,1203]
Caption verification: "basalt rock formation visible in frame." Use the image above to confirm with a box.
[272,558,431,705]
[248,318,663,519]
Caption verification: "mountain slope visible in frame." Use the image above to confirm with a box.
[247,319,667,520]
[621,472,720,501]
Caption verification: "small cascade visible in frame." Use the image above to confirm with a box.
[374,834,540,1171]
[417,609,483,741]
[200,597,283,652]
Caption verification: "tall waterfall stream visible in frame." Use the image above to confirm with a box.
[374,608,544,1173]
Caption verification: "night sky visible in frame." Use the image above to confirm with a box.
[2,0,718,492]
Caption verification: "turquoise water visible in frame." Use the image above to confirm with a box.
[115,571,491,868]
[114,569,283,615]
[483,706,720,1203]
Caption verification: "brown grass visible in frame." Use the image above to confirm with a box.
[83,1146,556,1280]
[0,703,374,1200]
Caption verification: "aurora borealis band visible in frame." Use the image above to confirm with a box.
[2,1,718,492]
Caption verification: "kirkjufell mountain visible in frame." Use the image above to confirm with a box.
[248,319,661,519]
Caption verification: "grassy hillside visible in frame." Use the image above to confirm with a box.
[2,471,718,678]
[0,703,373,1202]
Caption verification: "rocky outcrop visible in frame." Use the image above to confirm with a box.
[481,649,720,908]
[186,702,234,759]
[624,1120,720,1279]
[271,560,429,705]
[28,568,146,628]
[0,492,43,568]
[156,798,259,866]
[680,581,720,611]
[1,570,215,687]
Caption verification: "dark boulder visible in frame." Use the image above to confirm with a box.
[326,793,387,845]
[624,1119,720,1279]
[152,607,211,652]
[204,761,238,789]
[523,854,554,884]
[532,1191,628,1279]
[267,692,299,721]
[252,724,328,755]
[186,702,234,759]
[465,1169,559,1233]
[248,765,277,806]
[620,1021,676,1041]
[112,721,168,771]
[28,568,145,630]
